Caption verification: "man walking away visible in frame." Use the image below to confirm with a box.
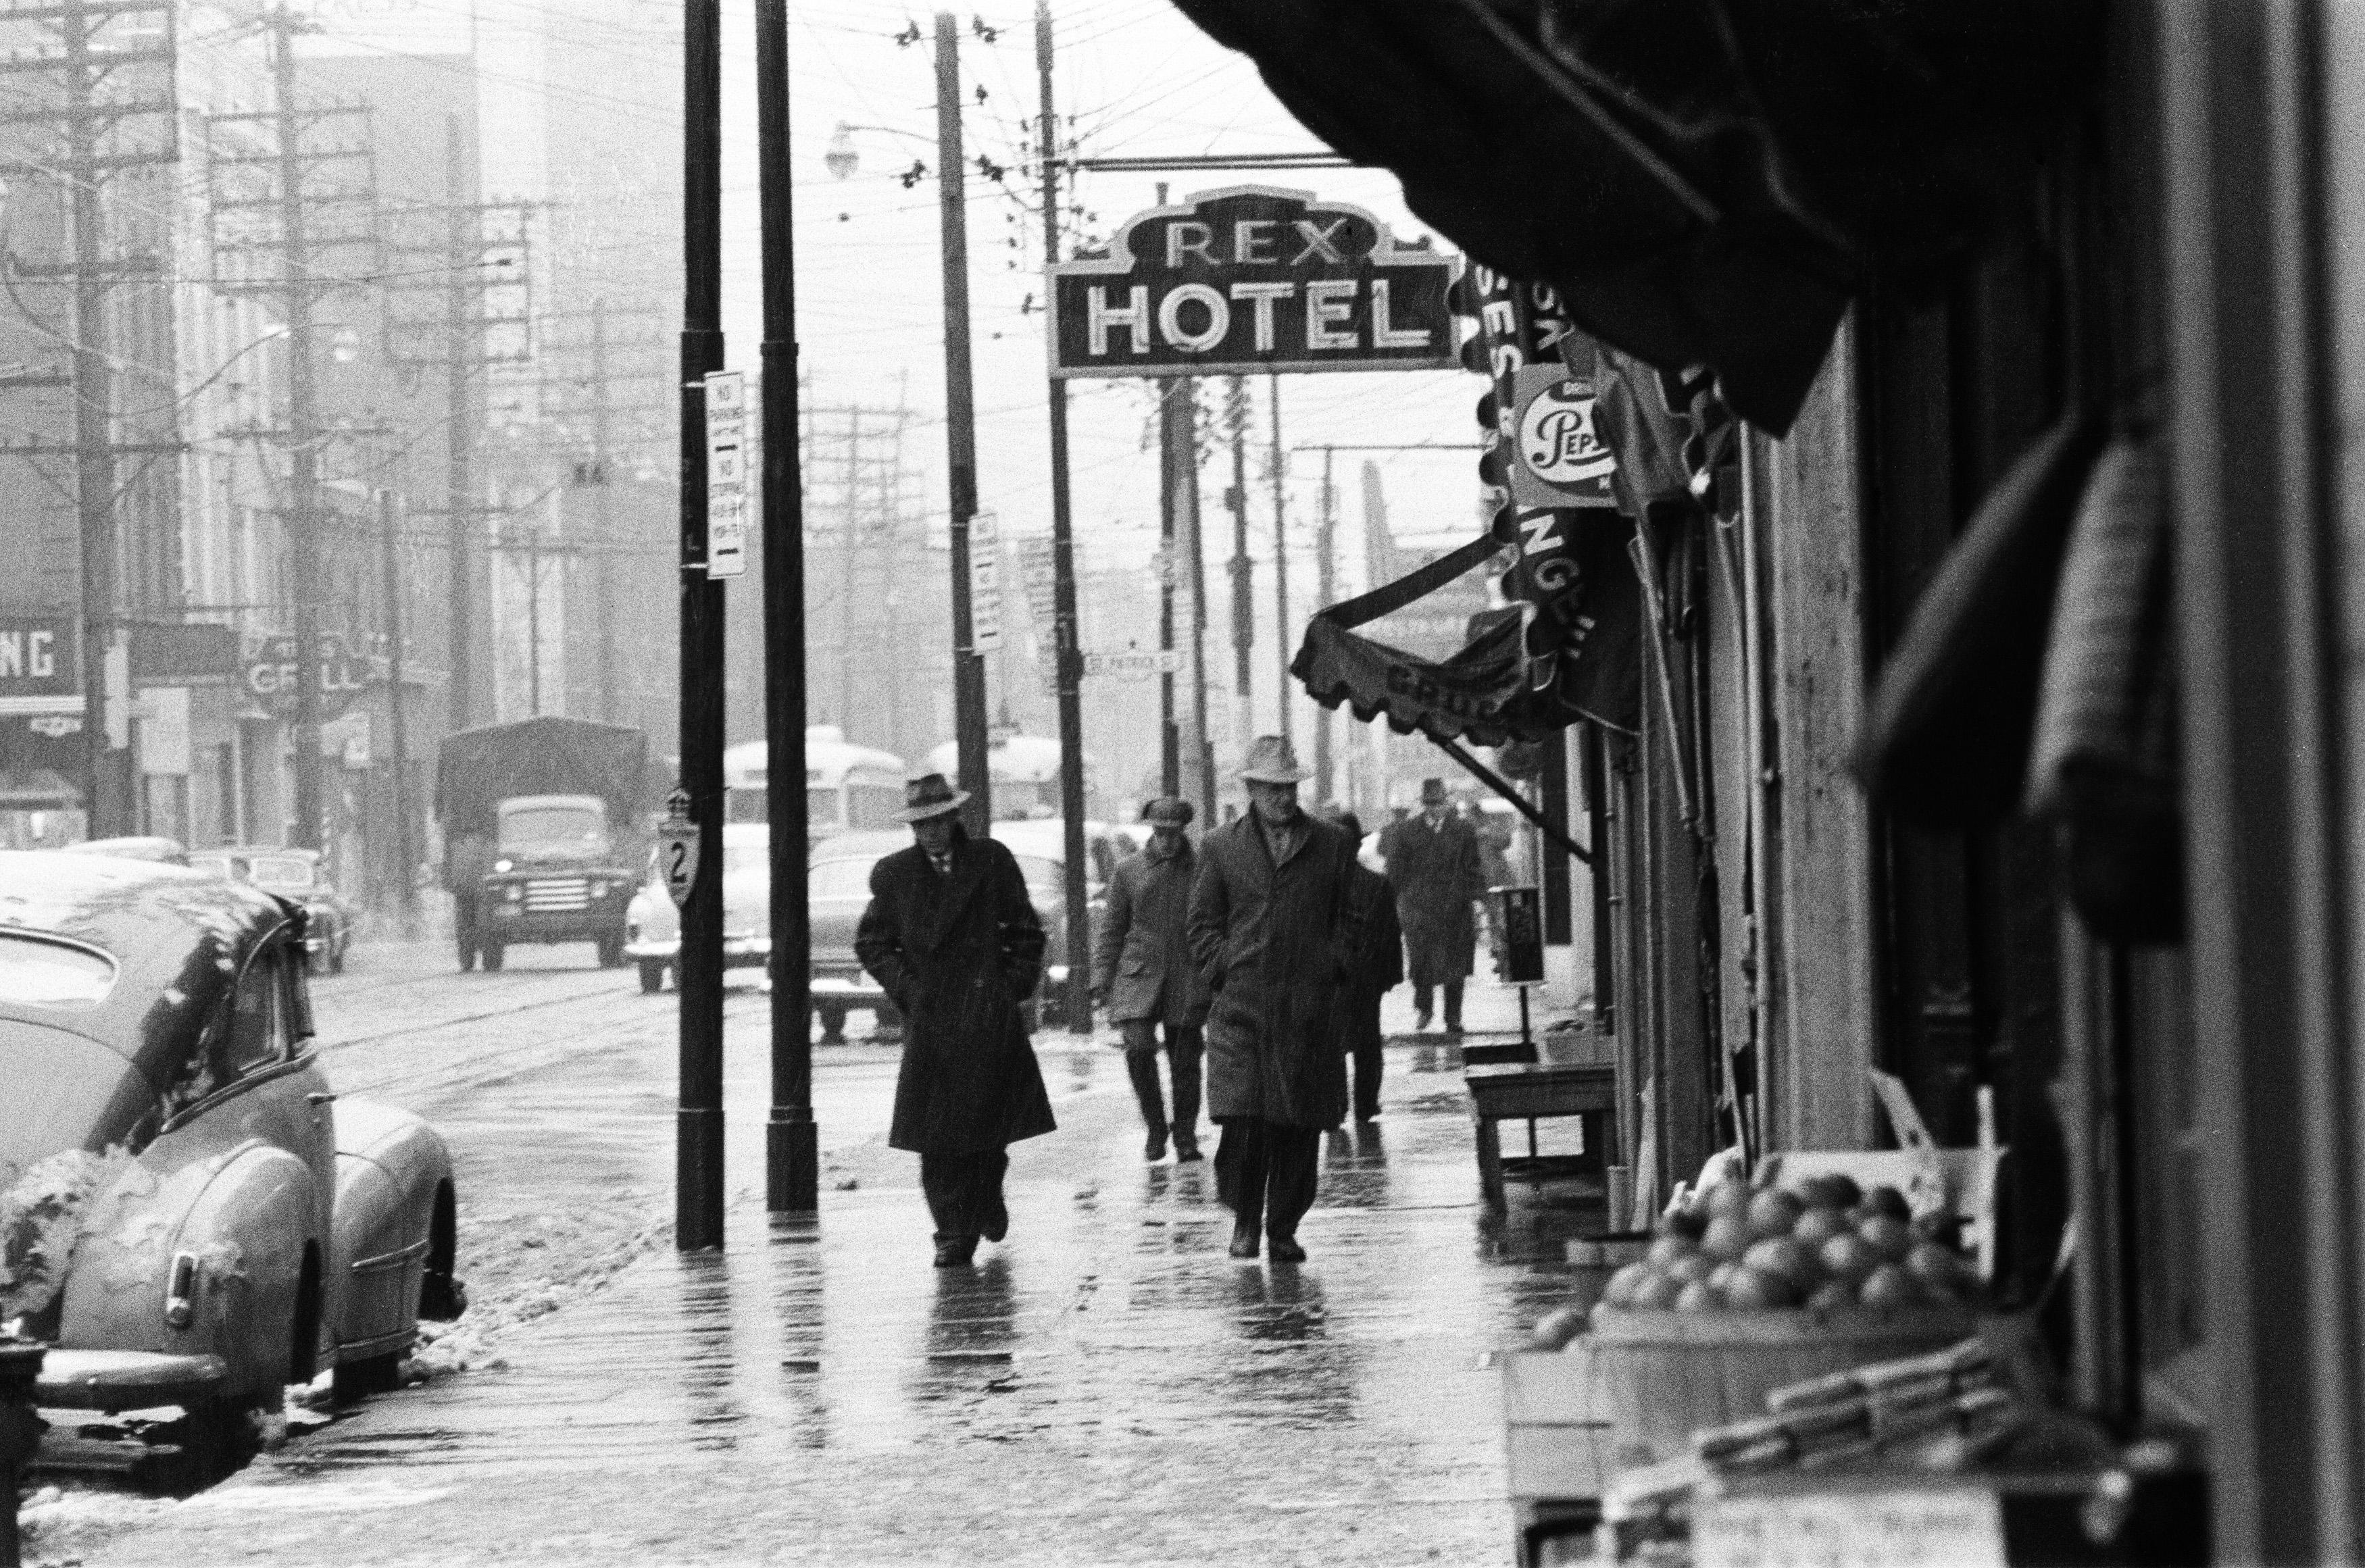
[1095,797,1210,1161]
[1188,736,1364,1263]
[1377,778,1485,1035]
[855,774,1057,1267]
[1331,811,1402,1124]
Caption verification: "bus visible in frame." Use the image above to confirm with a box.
[921,732,1100,821]
[723,726,907,837]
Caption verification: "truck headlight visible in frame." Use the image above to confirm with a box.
[494,859,513,873]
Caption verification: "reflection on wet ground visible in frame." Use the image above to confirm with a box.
[98,1019,1612,1566]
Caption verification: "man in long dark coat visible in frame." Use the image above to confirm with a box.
[1331,811,1403,1125]
[1377,777,1486,1035]
[855,774,1055,1267]
[1187,735,1363,1262]
[1094,796,1210,1163]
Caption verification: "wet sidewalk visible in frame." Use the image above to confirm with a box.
[78,982,1589,1567]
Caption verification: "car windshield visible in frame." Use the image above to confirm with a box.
[243,857,315,890]
[0,932,117,1009]
[809,859,877,899]
[501,808,608,851]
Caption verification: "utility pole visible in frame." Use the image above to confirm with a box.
[443,118,476,732]
[1036,0,1089,1033]
[1225,376,1251,779]
[838,406,862,728]
[1181,388,1214,821]
[591,300,615,719]
[756,0,818,1214]
[379,488,420,935]
[268,18,323,848]
[1267,373,1290,744]
[1312,446,1335,804]
[936,11,991,831]
[676,0,727,1253]
[1157,380,1180,795]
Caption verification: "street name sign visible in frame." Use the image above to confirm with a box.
[970,509,1002,653]
[703,370,748,579]
[1084,649,1181,680]
[1049,186,1458,379]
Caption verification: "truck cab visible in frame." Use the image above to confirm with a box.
[462,795,639,971]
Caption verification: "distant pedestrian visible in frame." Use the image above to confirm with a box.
[854,774,1056,1267]
[1330,811,1402,1124]
[1377,778,1485,1034]
[1188,736,1364,1262]
[1095,796,1210,1163]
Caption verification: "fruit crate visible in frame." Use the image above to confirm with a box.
[1584,1306,1977,1469]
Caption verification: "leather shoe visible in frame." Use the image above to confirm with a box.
[1144,1132,1168,1162]
[933,1237,978,1267]
[1227,1224,1260,1259]
[1268,1234,1308,1263]
[982,1200,1009,1244]
[1172,1138,1203,1162]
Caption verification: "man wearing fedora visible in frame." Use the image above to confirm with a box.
[1095,796,1210,1162]
[855,774,1057,1267]
[1187,736,1364,1261]
[1378,778,1487,1035]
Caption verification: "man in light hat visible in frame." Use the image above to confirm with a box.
[1377,777,1486,1034]
[855,774,1057,1267]
[1095,796,1210,1161]
[1187,736,1364,1261]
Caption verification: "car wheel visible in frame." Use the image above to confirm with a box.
[816,1003,847,1043]
[482,942,505,973]
[333,1351,403,1400]
[639,960,667,994]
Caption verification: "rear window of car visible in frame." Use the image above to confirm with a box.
[0,932,118,1009]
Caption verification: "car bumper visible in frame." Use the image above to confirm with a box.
[485,909,626,942]
[810,962,886,1007]
[34,1349,227,1413]
[624,934,771,969]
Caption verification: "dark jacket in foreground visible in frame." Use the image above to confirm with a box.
[1186,814,1364,1128]
[1378,813,1485,985]
[1094,841,1212,1028]
[1347,861,1404,999]
[854,830,1056,1155]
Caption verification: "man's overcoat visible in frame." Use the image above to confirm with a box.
[855,828,1056,1155]
[1094,841,1211,1029]
[1348,862,1405,1000]
[1186,814,1364,1129]
[1378,813,1485,986]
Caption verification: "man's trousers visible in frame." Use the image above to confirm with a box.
[1214,1117,1320,1241]
[1121,1019,1203,1144]
[919,1148,1010,1243]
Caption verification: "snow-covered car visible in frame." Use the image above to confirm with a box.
[622,822,772,994]
[0,851,464,1428]
[187,846,357,975]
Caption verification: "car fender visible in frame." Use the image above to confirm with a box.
[326,1099,452,1360]
[58,1142,319,1406]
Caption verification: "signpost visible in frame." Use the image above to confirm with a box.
[658,788,699,910]
[1049,187,1458,380]
[704,369,748,580]
[970,509,1001,652]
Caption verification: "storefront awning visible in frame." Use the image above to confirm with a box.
[0,768,79,809]
[1168,0,2099,435]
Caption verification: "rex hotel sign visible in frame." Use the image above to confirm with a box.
[1048,187,1460,379]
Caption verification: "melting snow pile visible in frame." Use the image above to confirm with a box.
[0,1148,132,1319]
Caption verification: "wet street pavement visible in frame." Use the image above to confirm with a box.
[33,941,1593,1567]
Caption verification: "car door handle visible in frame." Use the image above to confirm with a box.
[307,1092,337,1106]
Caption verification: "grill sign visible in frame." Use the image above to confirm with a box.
[1049,186,1458,378]
[0,617,75,699]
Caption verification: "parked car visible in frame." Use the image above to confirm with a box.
[805,819,1137,1038]
[0,852,463,1434]
[59,836,189,865]
[186,846,357,975]
[622,823,771,994]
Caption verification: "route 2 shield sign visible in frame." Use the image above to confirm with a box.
[658,789,699,910]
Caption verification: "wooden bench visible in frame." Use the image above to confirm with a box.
[1465,1061,1618,1212]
